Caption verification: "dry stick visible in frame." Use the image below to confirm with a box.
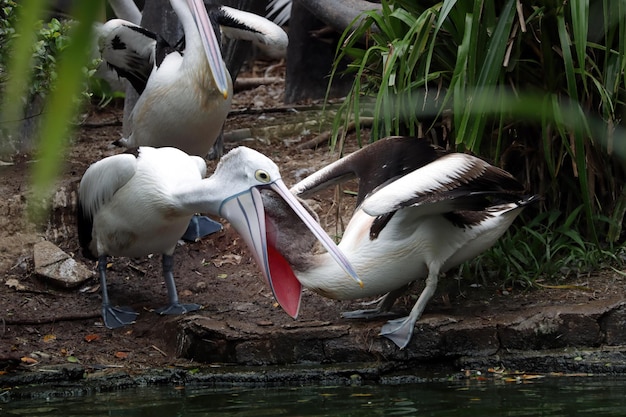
[80,119,123,129]
[3,311,101,325]
[296,117,374,150]
[233,77,283,92]
[227,103,331,116]
[151,345,168,357]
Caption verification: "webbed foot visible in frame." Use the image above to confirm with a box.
[155,302,201,315]
[181,215,222,242]
[102,304,138,329]
[379,316,415,349]
[341,309,397,320]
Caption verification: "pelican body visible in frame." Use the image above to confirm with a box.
[255,136,539,348]
[77,146,360,329]
[98,0,287,157]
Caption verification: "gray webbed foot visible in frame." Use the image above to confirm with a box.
[102,304,138,329]
[155,302,201,315]
[181,215,222,242]
[379,316,415,349]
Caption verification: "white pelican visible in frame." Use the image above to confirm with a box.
[97,0,288,156]
[77,146,360,329]
[250,136,539,349]
[266,0,292,26]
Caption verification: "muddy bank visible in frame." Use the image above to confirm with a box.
[174,297,626,365]
[3,297,626,402]
[3,346,626,402]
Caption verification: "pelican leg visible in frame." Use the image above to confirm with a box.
[98,256,138,329]
[155,254,202,315]
[207,130,224,160]
[380,271,439,349]
[341,285,411,319]
[181,214,223,242]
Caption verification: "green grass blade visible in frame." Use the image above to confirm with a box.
[28,1,102,221]
[0,0,45,141]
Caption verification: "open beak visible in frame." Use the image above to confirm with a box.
[187,0,230,99]
[219,179,362,318]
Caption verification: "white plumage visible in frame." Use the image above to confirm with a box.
[259,136,539,348]
[77,146,359,329]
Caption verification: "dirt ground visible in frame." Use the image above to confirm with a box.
[1,59,625,376]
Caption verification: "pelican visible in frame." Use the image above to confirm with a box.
[251,136,539,349]
[77,146,360,329]
[97,0,287,240]
[266,0,292,25]
[97,0,288,156]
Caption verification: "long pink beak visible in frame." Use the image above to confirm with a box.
[186,0,230,99]
[219,179,362,318]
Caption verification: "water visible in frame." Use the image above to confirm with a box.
[3,376,626,416]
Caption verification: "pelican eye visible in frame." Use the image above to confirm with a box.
[255,169,271,183]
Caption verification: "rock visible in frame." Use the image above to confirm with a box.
[33,241,93,288]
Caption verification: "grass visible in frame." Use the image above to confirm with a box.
[326,0,626,285]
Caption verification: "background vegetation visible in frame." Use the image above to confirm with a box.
[0,0,101,220]
[330,0,626,286]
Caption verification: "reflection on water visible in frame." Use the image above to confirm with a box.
[3,376,626,416]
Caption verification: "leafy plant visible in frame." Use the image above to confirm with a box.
[0,0,102,220]
[464,208,623,288]
[328,0,626,281]
[0,1,91,106]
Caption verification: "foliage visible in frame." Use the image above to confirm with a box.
[0,0,102,221]
[464,210,623,288]
[0,0,94,104]
[329,0,626,283]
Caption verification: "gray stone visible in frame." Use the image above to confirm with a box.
[33,241,93,288]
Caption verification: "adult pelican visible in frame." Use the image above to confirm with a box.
[97,0,288,240]
[77,146,360,329]
[97,0,288,156]
[249,136,538,349]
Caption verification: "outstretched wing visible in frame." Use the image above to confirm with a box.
[362,152,526,238]
[291,136,445,207]
[362,152,524,216]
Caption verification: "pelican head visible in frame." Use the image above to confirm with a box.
[211,148,362,318]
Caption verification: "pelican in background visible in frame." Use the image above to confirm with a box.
[266,0,292,26]
[97,0,288,156]
[97,0,288,240]
[250,136,538,349]
[77,146,361,329]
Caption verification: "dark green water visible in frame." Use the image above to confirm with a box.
[3,377,626,416]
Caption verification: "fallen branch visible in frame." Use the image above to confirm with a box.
[151,344,168,357]
[234,77,283,92]
[80,119,123,129]
[3,311,101,325]
[227,103,333,116]
[296,117,374,150]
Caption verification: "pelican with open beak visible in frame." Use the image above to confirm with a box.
[251,136,539,349]
[77,146,360,329]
